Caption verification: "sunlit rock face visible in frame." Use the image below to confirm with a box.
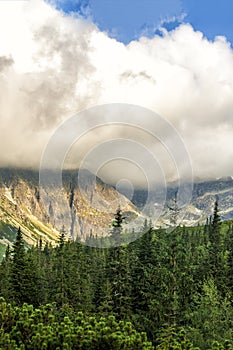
[0,168,137,248]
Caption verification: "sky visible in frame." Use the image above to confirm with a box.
[53,0,233,45]
[0,0,233,186]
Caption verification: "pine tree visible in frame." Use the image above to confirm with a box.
[167,195,182,326]
[53,226,67,306]
[209,200,225,287]
[0,244,12,299]
[5,244,11,260]
[110,206,125,246]
[209,200,222,253]
[10,227,27,304]
[156,327,198,350]
[103,208,132,318]
[227,225,233,296]
[58,225,66,250]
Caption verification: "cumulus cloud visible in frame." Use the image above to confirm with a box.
[0,0,233,185]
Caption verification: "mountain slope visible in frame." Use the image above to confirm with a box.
[1,167,233,259]
[0,168,137,256]
[131,177,233,226]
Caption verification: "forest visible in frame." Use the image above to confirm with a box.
[0,201,233,349]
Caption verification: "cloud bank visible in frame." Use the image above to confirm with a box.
[0,0,233,185]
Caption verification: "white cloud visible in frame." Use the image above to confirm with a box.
[0,0,233,183]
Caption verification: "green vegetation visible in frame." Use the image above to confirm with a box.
[0,203,233,349]
[0,221,17,242]
[0,243,6,259]
[0,299,152,350]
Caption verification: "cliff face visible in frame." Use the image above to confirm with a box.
[132,177,233,226]
[2,168,232,256]
[0,175,57,247]
[0,169,137,249]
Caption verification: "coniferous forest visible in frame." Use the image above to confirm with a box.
[0,202,233,349]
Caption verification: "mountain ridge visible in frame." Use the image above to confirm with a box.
[1,168,233,258]
[0,168,138,255]
[130,177,233,226]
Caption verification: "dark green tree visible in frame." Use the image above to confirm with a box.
[10,227,27,304]
[209,200,226,289]
[103,208,133,318]
[0,244,12,299]
[110,206,125,246]
[227,225,233,296]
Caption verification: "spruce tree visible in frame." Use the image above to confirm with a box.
[0,244,12,300]
[10,227,26,304]
[53,226,67,306]
[110,206,125,246]
[104,207,132,318]
[227,225,233,296]
[209,200,224,286]
[210,200,222,248]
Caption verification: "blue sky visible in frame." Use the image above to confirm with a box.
[53,0,233,45]
[183,0,233,45]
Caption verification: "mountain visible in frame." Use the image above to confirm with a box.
[131,177,233,226]
[0,168,137,257]
[1,167,233,259]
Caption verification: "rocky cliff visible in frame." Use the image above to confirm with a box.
[131,177,233,226]
[1,168,233,257]
[0,168,137,252]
